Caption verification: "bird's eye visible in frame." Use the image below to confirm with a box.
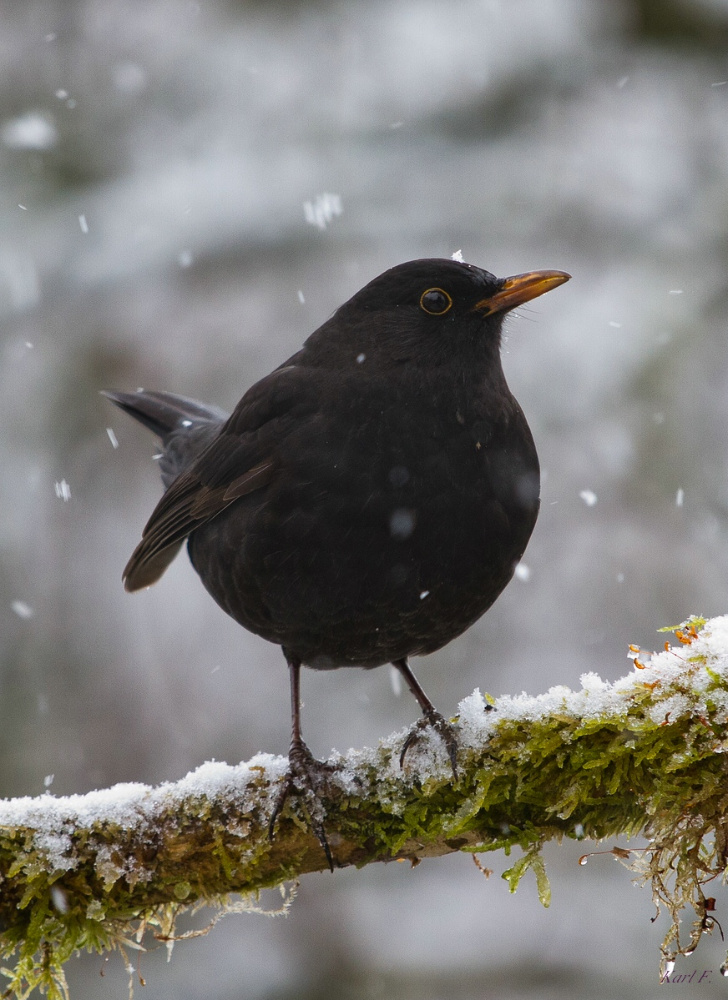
[420,288,453,316]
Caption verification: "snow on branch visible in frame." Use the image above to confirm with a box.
[2,615,728,997]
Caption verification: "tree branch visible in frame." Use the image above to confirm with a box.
[2,615,728,998]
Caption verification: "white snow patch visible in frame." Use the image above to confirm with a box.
[457,616,728,746]
[451,249,464,262]
[0,756,290,873]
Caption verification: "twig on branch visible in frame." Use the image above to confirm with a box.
[2,615,728,998]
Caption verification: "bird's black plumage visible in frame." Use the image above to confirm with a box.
[105,257,569,864]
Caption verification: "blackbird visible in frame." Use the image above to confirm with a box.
[105,257,569,865]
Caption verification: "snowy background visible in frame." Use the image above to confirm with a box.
[2,0,728,997]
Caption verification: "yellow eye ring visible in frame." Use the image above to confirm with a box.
[420,287,453,316]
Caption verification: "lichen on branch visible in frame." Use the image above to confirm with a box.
[2,614,728,998]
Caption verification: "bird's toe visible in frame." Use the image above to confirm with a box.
[399,711,460,780]
[268,739,337,871]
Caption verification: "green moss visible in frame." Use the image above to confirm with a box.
[3,617,728,993]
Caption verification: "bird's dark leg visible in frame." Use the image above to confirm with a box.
[394,657,459,779]
[268,655,336,871]
[288,653,304,745]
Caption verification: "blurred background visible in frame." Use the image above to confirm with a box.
[2,0,728,996]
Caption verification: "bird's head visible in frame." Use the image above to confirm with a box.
[304,258,570,372]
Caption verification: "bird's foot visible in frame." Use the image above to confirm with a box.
[399,710,460,780]
[268,738,337,871]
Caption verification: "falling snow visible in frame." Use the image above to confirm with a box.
[11,601,34,619]
[1,113,57,150]
[303,193,342,230]
[389,508,415,539]
[50,885,69,913]
[54,479,71,501]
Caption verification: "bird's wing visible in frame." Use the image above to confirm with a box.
[122,364,317,591]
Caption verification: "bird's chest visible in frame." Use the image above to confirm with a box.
[269,387,537,579]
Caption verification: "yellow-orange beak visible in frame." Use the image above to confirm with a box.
[474,269,571,316]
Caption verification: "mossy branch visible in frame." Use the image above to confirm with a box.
[3,615,728,997]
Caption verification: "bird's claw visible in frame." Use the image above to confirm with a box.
[399,710,460,780]
[268,738,337,871]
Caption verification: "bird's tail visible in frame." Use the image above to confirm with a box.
[102,389,228,488]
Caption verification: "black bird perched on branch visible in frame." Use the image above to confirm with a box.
[104,257,569,866]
